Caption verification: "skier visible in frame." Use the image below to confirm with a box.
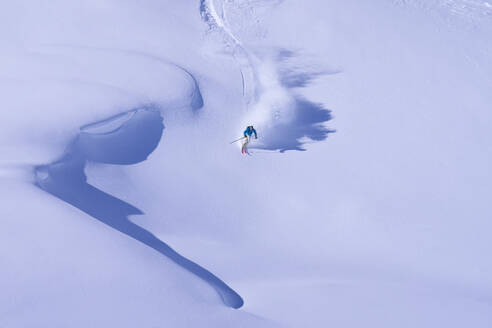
[241,125,257,154]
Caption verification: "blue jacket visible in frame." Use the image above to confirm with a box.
[244,127,257,138]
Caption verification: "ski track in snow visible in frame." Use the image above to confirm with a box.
[201,0,335,153]
[34,108,244,309]
[200,0,258,104]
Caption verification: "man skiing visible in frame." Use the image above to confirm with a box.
[241,125,257,154]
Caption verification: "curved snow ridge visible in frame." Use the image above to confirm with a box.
[76,108,163,165]
[35,44,204,112]
[34,107,244,309]
[172,64,204,111]
[80,111,136,135]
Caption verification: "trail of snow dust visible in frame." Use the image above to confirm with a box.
[201,0,334,153]
[240,53,295,148]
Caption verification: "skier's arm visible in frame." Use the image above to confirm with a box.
[253,129,257,139]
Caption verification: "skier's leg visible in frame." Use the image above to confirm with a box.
[241,136,249,154]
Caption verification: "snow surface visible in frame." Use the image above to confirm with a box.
[1,0,492,327]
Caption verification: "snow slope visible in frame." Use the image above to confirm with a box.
[1,0,492,327]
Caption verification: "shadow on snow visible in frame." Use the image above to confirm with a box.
[34,107,243,309]
[252,96,335,152]
[250,49,336,153]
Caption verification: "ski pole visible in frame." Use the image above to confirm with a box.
[230,136,246,144]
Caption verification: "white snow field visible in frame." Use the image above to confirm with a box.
[1,0,492,327]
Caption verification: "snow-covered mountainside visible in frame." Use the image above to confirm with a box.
[1,0,491,327]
